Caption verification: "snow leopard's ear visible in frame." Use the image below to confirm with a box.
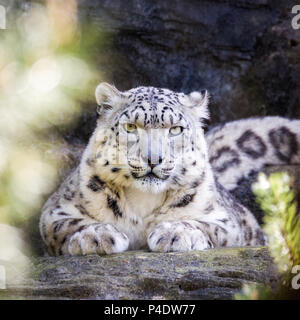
[180,89,210,122]
[188,90,209,119]
[95,82,123,115]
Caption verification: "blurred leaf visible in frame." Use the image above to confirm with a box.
[236,172,300,299]
[0,1,104,229]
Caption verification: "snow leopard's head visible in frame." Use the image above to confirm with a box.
[89,83,210,193]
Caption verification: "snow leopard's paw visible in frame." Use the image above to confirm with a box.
[68,223,129,255]
[147,221,212,252]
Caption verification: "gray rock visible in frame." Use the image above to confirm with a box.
[65,0,300,143]
[2,247,278,300]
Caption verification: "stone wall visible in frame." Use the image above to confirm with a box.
[69,0,300,142]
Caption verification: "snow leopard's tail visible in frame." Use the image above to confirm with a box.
[206,116,300,191]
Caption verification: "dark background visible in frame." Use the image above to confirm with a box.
[71,0,300,142]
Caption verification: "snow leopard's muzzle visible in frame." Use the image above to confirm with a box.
[126,128,176,181]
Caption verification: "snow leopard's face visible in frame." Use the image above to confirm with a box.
[92,83,209,193]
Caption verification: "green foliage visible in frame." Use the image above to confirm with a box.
[235,172,300,299]
[0,1,104,227]
[254,172,300,271]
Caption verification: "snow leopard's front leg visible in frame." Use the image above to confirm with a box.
[147,210,264,253]
[147,220,226,252]
[40,197,129,256]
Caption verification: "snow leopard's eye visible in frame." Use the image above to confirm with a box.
[124,123,137,133]
[169,126,184,136]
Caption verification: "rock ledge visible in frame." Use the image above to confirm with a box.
[3,247,278,300]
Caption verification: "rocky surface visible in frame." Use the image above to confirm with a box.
[64,0,300,143]
[2,247,278,300]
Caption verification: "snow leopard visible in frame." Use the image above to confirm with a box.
[39,82,300,256]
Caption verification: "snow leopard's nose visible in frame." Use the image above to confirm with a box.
[146,156,163,170]
[140,129,164,169]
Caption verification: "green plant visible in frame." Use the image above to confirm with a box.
[0,1,103,227]
[235,172,300,299]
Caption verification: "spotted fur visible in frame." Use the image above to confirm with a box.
[206,117,300,191]
[40,83,269,256]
